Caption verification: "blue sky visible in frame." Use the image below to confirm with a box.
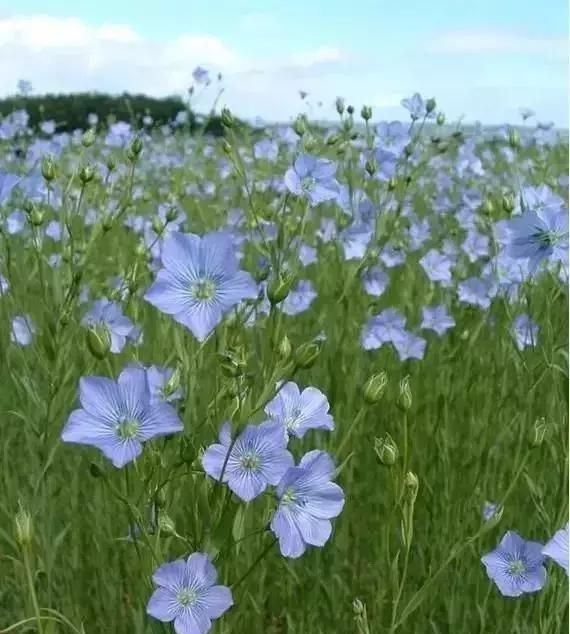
[0,0,567,125]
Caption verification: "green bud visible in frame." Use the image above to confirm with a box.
[221,107,234,128]
[294,339,323,370]
[41,156,56,182]
[529,416,547,448]
[86,327,111,360]
[404,471,419,503]
[163,367,181,398]
[425,98,437,114]
[135,241,148,258]
[303,136,317,153]
[30,207,45,227]
[436,112,445,125]
[346,105,354,115]
[267,270,295,305]
[508,128,521,150]
[14,503,33,546]
[151,216,165,236]
[361,105,372,121]
[397,376,412,411]
[481,199,495,216]
[387,177,397,192]
[101,215,114,232]
[374,433,398,466]
[219,348,247,378]
[82,128,96,147]
[293,116,307,137]
[165,206,179,223]
[79,164,95,185]
[130,136,143,157]
[364,158,377,176]
[222,140,232,155]
[335,97,345,115]
[154,488,168,508]
[363,371,388,404]
[106,156,117,172]
[502,194,515,214]
[352,598,365,616]
[326,133,340,146]
[277,335,292,362]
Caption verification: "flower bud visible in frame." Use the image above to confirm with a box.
[101,215,114,232]
[86,326,111,360]
[361,105,372,121]
[363,371,388,404]
[508,128,521,150]
[374,433,398,466]
[397,376,412,411]
[425,98,437,114]
[277,335,292,362]
[481,199,494,216]
[14,503,33,546]
[294,339,322,370]
[79,164,95,185]
[82,128,96,147]
[502,194,515,214]
[436,112,445,125]
[387,177,397,192]
[219,348,247,378]
[529,416,547,448]
[130,136,143,157]
[151,216,165,236]
[335,97,345,115]
[326,133,340,146]
[165,206,179,223]
[41,156,56,182]
[267,270,295,305]
[346,105,354,115]
[106,157,117,172]
[30,207,45,227]
[404,471,419,503]
[163,367,182,398]
[352,598,365,616]
[221,107,234,128]
[157,513,177,536]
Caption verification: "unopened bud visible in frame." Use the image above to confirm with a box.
[508,128,521,150]
[326,133,340,146]
[352,598,365,616]
[30,207,45,227]
[363,371,388,404]
[388,177,397,192]
[374,433,398,466]
[502,194,515,214]
[397,376,412,411]
[481,199,494,216]
[86,327,111,360]
[436,112,445,125]
[346,105,354,115]
[101,215,114,232]
[151,216,165,236]
[41,156,56,182]
[425,98,437,114]
[158,513,177,536]
[106,157,117,172]
[294,339,322,370]
[267,271,295,305]
[219,348,247,378]
[130,136,143,157]
[82,128,96,147]
[335,97,345,115]
[79,164,95,185]
[14,503,33,546]
[404,471,419,503]
[529,417,547,448]
[277,335,292,362]
[361,105,372,121]
[165,206,179,223]
[293,115,307,137]
[163,367,181,398]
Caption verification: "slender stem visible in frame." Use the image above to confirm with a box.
[22,545,43,634]
[231,537,277,589]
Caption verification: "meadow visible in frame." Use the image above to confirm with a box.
[0,96,568,634]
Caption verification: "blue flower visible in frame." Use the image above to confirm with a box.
[284,154,339,206]
[202,421,293,502]
[192,66,211,85]
[61,367,184,468]
[145,365,183,404]
[361,308,407,350]
[147,552,233,634]
[264,382,334,439]
[482,501,501,522]
[278,280,317,316]
[400,93,435,120]
[270,450,344,558]
[505,206,568,272]
[81,298,138,354]
[0,171,20,205]
[421,305,455,336]
[542,524,569,576]
[361,266,389,297]
[11,315,36,346]
[511,315,539,350]
[144,231,258,341]
[481,530,547,597]
[419,250,454,286]
[392,331,427,361]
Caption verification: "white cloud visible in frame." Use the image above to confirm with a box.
[429,29,568,59]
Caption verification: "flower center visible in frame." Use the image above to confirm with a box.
[116,416,140,440]
[192,278,217,301]
[281,487,297,506]
[507,559,526,576]
[301,176,316,192]
[176,588,197,607]
[240,451,260,471]
[533,228,565,248]
[285,407,302,433]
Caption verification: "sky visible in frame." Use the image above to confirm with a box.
[0,0,567,126]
